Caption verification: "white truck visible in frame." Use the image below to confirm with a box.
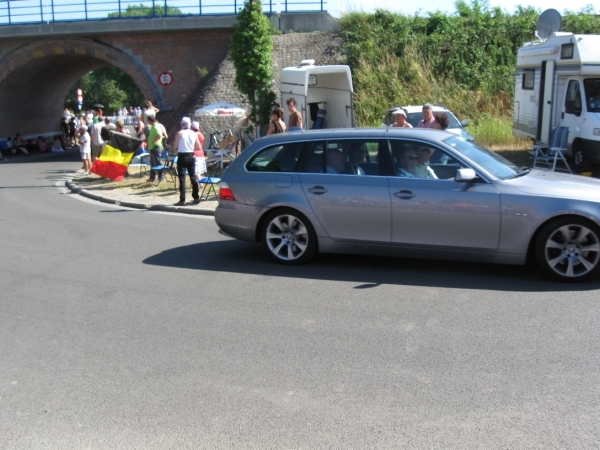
[512,10,600,172]
[279,59,354,130]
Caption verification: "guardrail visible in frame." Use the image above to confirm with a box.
[0,0,326,26]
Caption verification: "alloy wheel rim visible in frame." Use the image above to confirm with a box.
[544,224,600,277]
[266,215,309,261]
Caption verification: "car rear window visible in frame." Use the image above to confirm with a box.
[246,142,304,172]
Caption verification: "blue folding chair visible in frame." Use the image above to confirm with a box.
[198,157,221,200]
[129,152,150,177]
[149,150,176,183]
[532,126,572,173]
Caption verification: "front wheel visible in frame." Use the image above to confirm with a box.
[571,142,589,173]
[535,217,600,282]
[262,208,317,265]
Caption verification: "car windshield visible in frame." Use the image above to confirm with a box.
[406,112,461,128]
[443,136,520,180]
[584,78,600,113]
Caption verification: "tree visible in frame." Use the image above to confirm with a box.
[108,4,182,18]
[230,0,275,129]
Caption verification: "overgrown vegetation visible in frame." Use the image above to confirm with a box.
[230,0,276,128]
[339,2,600,147]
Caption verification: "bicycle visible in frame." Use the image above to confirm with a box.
[207,128,234,150]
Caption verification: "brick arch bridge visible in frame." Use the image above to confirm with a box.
[0,13,336,138]
[0,37,166,137]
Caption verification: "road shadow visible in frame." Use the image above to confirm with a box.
[143,240,600,292]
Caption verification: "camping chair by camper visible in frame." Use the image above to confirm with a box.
[532,126,572,173]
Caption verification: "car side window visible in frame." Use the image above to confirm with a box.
[390,139,465,180]
[303,139,387,175]
[246,142,304,172]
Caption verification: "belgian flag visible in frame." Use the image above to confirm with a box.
[91,131,141,181]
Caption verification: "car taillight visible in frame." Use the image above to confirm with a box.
[219,182,236,201]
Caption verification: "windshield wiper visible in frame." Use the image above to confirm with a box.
[510,166,531,179]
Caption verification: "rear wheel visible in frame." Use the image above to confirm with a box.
[262,208,317,265]
[535,217,600,282]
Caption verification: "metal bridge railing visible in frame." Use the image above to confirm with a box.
[0,0,326,26]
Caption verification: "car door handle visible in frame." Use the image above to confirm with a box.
[307,186,328,195]
[394,190,415,199]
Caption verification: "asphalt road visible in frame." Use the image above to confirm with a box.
[1,152,600,449]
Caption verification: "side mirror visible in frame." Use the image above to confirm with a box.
[455,168,477,182]
[461,119,469,127]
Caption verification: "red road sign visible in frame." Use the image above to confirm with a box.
[158,72,173,86]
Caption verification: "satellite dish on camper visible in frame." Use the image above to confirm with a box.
[536,9,562,40]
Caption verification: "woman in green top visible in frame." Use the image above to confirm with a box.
[146,116,164,183]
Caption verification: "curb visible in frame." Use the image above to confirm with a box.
[65,179,216,216]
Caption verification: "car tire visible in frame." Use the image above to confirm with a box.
[262,208,317,265]
[534,217,600,282]
[571,142,589,173]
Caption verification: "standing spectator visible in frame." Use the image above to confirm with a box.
[68,117,77,145]
[79,125,92,175]
[134,114,145,141]
[146,116,164,183]
[85,110,93,126]
[233,113,251,154]
[115,119,130,135]
[267,107,286,135]
[417,104,436,128]
[391,109,412,128]
[172,117,201,206]
[60,117,69,146]
[287,98,303,130]
[100,117,116,142]
[433,113,450,130]
[91,119,105,163]
[142,100,160,138]
[191,121,206,179]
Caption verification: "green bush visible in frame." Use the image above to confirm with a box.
[339,3,600,147]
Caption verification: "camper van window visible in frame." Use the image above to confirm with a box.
[584,79,600,113]
[522,70,535,90]
[561,43,574,60]
[565,80,582,116]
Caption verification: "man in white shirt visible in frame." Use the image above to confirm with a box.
[172,117,201,206]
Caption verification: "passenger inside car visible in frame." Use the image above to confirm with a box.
[396,146,418,177]
[326,148,346,174]
[343,142,367,175]
[414,146,438,179]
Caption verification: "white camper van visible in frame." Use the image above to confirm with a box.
[512,10,600,172]
[279,60,354,130]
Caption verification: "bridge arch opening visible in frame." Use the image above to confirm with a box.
[0,38,161,138]
[65,66,144,115]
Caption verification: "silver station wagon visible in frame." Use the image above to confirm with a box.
[215,128,600,282]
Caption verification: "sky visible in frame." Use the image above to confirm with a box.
[325,0,596,18]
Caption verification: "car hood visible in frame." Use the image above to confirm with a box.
[508,169,600,201]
